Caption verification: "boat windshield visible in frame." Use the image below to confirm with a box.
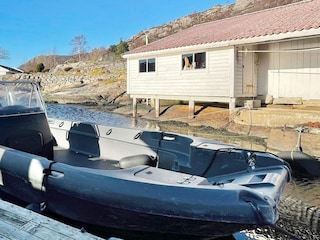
[0,81,46,116]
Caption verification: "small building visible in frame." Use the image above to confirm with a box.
[0,65,24,76]
[123,0,320,118]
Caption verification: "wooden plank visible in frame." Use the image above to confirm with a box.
[0,199,103,240]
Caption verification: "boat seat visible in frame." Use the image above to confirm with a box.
[68,122,100,157]
[118,154,157,169]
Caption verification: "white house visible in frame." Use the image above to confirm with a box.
[0,65,24,76]
[123,0,320,118]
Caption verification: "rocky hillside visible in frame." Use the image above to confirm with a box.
[127,0,303,49]
[19,49,113,73]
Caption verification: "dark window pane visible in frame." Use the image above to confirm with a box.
[195,52,206,69]
[148,58,155,72]
[139,59,146,72]
[182,54,193,70]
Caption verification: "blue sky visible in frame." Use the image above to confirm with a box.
[0,0,234,67]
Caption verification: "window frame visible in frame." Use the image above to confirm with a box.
[139,59,147,72]
[182,52,206,70]
[139,58,156,73]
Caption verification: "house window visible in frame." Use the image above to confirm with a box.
[139,60,147,72]
[148,58,155,72]
[182,52,206,70]
[139,58,156,72]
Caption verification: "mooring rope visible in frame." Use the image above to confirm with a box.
[270,224,303,240]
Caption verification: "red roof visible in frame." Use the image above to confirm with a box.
[126,0,320,55]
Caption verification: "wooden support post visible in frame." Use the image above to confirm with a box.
[229,97,236,112]
[132,97,137,118]
[155,98,160,118]
[188,100,195,119]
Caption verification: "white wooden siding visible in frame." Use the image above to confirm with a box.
[208,48,233,96]
[258,38,320,99]
[127,36,320,104]
[127,47,234,101]
[0,66,8,76]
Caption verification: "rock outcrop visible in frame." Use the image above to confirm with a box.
[3,61,129,106]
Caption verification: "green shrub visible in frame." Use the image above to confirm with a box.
[35,63,45,72]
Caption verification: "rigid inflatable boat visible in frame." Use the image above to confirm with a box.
[0,81,290,238]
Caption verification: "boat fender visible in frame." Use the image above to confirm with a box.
[277,151,320,177]
[118,154,157,169]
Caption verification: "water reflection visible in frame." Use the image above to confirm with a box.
[47,103,144,129]
[47,104,320,240]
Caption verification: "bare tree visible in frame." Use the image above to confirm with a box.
[90,47,108,62]
[51,47,57,68]
[0,47,9,61]
[70,34,88,62]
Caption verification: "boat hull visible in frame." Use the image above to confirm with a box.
[40,162,287,238]
[0,144,289,238]
[45,191,252,238]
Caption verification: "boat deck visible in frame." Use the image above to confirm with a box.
[0,199,103,240]
[53,146,120,170]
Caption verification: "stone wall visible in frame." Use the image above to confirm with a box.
[2,61,127,92]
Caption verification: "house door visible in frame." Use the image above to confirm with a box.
[242,51,258,96]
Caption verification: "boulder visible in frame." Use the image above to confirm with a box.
[273,97,302,105]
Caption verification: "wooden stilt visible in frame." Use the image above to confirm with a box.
[229,97,236,112]
[189,100,195,119]
[133,97,137,118]
[155,98,160,118]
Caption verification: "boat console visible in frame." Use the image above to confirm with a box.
[0,81,54,159]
